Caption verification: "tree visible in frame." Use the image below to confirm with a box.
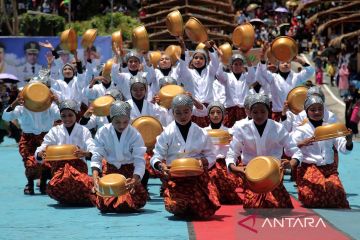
[0,0,19,35]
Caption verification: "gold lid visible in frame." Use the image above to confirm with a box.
[111,30,123,52]
[207,129,231,145]
[81,29,97,49]
[314,122,351,142]
[184,17,208,43]
[45,144,78,161]
[170,158,204,178]
[131,116,163,148]
[270,36,298,62]
[164,45,182,65]
[60,28,78,52]
[92,95,115,116]
[102,59,114,79]
[148,51,162,68]
[22,82,51,112]
[97,173,127,197]
[286,86,308,114]
[245,156,281,193]
[166,10,184,37]
[158,85,185,109]
[232,23,255,51]
[219,42,233,65]
[132,26,149,52]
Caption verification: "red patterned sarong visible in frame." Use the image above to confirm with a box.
[208,158,243,204]
[92,162,148,213]
[271,111,282,122]
[223,106,246,128]
[18,132,50,180]
[163,171,221,218]
[144,150,159,178]
[47,160,95,206]
[296,162,349,208]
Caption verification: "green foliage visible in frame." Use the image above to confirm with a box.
[66,13,141,40]
[19,13,65,36]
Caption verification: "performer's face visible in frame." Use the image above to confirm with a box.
[250,103,268,125]
[60,109,77,128]
[209,107,223,124]
[159,54,171,69]
[63,66,74,78]
[279,61,291,73]
[307,103,324,121]
[112,116,129,133]
[173,105,192,125]
[127,57,140,71]
[26,52,38,65]
[131,83,146,100]
[231,59,245,74]
[192,53,206,69]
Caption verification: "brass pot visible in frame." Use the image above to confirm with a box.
[148,51,162,68]
[232,23,255,51]
[170,158,204,178]
[132,26,149,53]
[219,42,233,65]
[245,156,282,193]
[158,85,185,109]
[102,59,114,79]
[207,129,231,145]
[184,17,208,43]
[22,82,51,112]
[165,45,182,65]
[270,36,298,62]
[111,30,123,52]
[92,95,115,116]
[45,144,78,161]
[97,174,127,197]
[166,10,184,37]
[132,116,163,148]
[60,28,78,52]
[286,86,308,114]
[314,122,351,142]
[81,28,97,49]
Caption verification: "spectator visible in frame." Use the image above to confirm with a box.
[339,64,350,98]
[41,0,52,13]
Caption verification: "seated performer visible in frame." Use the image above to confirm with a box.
[150,94,220,218]
[91,101,148,213]
[291,95,352,208]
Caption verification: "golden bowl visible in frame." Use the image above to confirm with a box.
[166,10,184,37]
[92,95,115,116]
[97,173,127,197]
[170,158,204,178]
[232,23,255,51]
[184,17,208,43]
[314,122,351,142]
[219,42,233,65]
[45,144,78,161]
[81,28,97,49]
[60,28,78,52]
[22,82,51,112]
[158,85,185,109]
[102,59,114,79]
[165,45,182,65]
[131,116,163,148]
[111,30,123,52]
[148,51,162,68]
[286,86,308,114]
[132,26,149,53]
[270,36,298,62]
[207,129,231,145]
[245,156,281,193]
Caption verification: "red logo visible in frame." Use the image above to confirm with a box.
[238,214,258,233]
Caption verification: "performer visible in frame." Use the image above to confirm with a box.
[292,95,352,208]
[2,77,60,195]
[204,102,242,204]
[150,94,220,218]
[91,101,148,213]
[35,100,95,205]
[226,93,302,208]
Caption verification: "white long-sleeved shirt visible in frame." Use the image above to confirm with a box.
[91,123,146,179]
[291,122,350,165]
[226,119,303,167]
[84,82,116,101]
[150,121,216,168]
[258,63,315,112]
[2,103,60,134]
[216,64,256,108]
[35,123,95,162]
